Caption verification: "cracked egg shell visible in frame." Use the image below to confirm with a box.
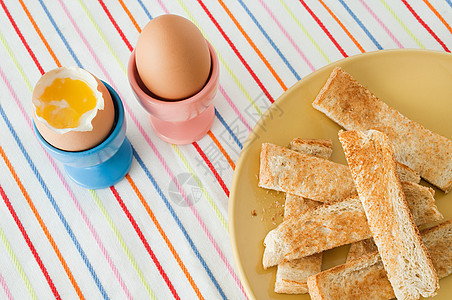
[32,67,115,152]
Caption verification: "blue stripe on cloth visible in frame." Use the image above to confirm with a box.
[214,108,243,149]
[237,0,301,81]
[37,0,83,68]
[446,0,452,8]
[132,147,227,300]
[136,0,153,20]
[0,104,109,300]
[338,0,383,50]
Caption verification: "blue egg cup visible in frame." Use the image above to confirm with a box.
[33,82,133,189]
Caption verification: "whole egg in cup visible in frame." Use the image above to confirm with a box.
[32,67,115,152]
[135,14,212,101]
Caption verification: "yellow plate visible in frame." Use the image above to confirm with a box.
[229,49,452,300]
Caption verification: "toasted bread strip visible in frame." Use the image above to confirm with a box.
[339,130,438,299]
[276,194,322,294]
[288,138,333,159]
[259,143,355,203]
[346,238,378,262]
[313,67,452,192]
[283,194,321,219]
[262,181,442,269]
[395,162,420,184]
[347,183,436,262]
[275,138,332,294]
[290,138,419,183]
[307,219,452,300]
[259,143,419,203]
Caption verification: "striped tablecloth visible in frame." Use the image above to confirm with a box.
[0,1,451,299]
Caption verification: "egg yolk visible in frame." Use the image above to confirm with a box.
[35,78,97,129]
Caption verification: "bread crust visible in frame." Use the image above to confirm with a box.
[313,67,452,192]
[259,143,419,204]
[307,219,452,300]
[262,181,441,269]
[259,143,356,203]
[339,130,439,299]
[307,252,393,300]
[263,196,367,269]
[347,182,437,262]
[346,238,378,262]
[275,138,332,294]
[288,138,333,159]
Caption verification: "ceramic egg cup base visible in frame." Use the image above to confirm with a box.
[128,40,219,145]
[33,82,132,189]
[149,104,215,144]
[64,137,132,189]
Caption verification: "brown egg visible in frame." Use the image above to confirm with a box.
[32,67,115,152]
[135,14,211,100]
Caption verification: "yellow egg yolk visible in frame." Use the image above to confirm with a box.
[35,78,97,129]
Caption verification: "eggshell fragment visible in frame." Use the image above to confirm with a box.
[135,14,211,100]
[32,68,115,152]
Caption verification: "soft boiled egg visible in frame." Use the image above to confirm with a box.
[32,67,115,151]
[135,14,211,100]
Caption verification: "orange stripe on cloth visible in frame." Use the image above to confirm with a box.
[0,146,85,300]
[125,174,205,300]
[422,0,452,35]
[118,0,142,33]
[18,0,62,67]
[318,0,365,53]
[207,131,235,170]
[217,0,288,91]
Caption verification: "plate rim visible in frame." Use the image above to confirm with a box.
[228,48,452,299]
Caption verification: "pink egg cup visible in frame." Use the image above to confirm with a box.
[127,41,219,145]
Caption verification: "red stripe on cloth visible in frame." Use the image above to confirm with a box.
[109,186,180,300]
[299,0,348,57]
[0,184,61,299]
[125,175,204,300]
[0,0,45,74]
[192,142,230,197]
[401,0,450,52]
[0,146,85,299]
[196,0,275,103]
[97,0,134,51]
